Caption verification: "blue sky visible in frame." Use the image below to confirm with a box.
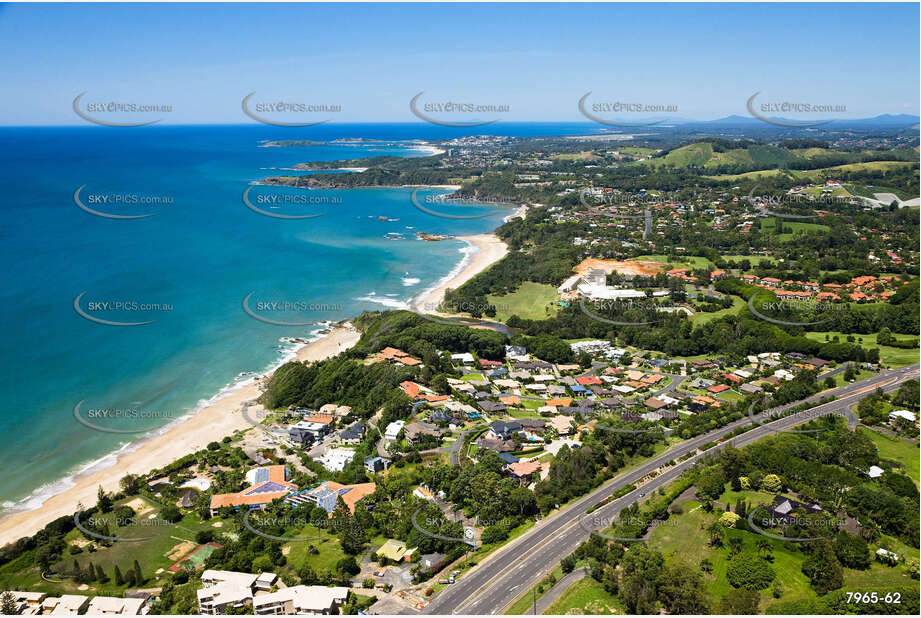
[0,2,918,125]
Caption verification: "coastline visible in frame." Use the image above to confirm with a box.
[0,325,360,546]
[0,200,521,548]
[410,233,510,316]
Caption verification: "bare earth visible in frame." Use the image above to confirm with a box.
[575,257,665,277]
[0,325,360,547]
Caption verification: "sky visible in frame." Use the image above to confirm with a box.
[0,2,918,125]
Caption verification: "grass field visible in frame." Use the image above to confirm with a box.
[777,221,830,240]
[859,427,920,484]
[804,331,919,368]
[641,142,713,168]
[704,169,789,182]
[0,496,224,596]
[543,575,623,614]
[721,255,778,265]
[648,498,817,610]
[487,282,560,321]
[631,254,715,269]
[691,296,745,326]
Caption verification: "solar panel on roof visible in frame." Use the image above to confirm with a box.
[254,467,269,483]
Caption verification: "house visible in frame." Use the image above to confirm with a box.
[209,466,296,517]
[644,397,668,410]
[364,455,389,474]
[768,496,822,526]
[889,410,917,423]
[197,571,279,615]
[506,460,542,484]
[252,586,349,615]
[867,465,884,479]
[287,480,376,515]
[707,384,730,394]
[377,539,417,562]
[419,552,448,573]
[317,448,356,472]
[413,486,436,502]
[803,358,828,369]
[740,383,763,394]
[84,596,148,615]
[451,352,475,366]
[404,421,443,445]
[372,347,422,367]
[384,420,405,442]
[478,401,507,414]
[49,595,90,615]
[548,416,573,435]
[339,422,366,445]
[3,591,48,615]
[488,420,521,440]
[289,420,330,447]
[475,437,516,453]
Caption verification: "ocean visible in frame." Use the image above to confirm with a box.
[0,122,600,517]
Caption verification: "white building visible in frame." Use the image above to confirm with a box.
[252,585,348,615]
[451,352,475,366]
[85,596,148,615]
[198,571,278,615]
[557,274,582,294]
[317,448,356,472]
[889,409,917,423]
[384,420,405,442]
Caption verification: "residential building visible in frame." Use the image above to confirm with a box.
[252,586,349,615]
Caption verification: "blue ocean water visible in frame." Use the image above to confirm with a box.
[0,123,599,515]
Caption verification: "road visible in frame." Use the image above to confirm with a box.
[421,364,918,615]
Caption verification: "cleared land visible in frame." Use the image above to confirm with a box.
[487,282,560,321]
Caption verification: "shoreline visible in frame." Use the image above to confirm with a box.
[410,233,510,316]
[0,200,523,547]
[0,325,360,546]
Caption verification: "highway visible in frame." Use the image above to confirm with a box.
[421,364,919,615]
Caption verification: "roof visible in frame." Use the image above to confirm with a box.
[507,461,542,477]
[707,384,730,393]
[644,397,668,410]
[377,539,413,561]
[252,586,348,613]
[306,481,376,513]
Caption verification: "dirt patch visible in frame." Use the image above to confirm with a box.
[124,497,155,515]
[165,540,197,561]
[575,258,664,277]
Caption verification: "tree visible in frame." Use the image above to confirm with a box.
[834,531,870,570]
[561,555,576,574]
[761,474,782,493]
[727,552,775,591]
[706,522,724,547]
[619,546,664,614]
[114,565,124,586]
[133,559,143,585]
[658,565,710,614]
[720,512,741,528]
[96,485,112,513]
[802,539,843,595]
[0,591,17,615]
[159,505,182,523]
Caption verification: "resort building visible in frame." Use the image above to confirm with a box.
[209,466,296,517]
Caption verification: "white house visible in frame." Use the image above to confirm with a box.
[384,420,405,442]
[451,352,475,366]
[557,274,582,294]
[889,409,917,423]
[252,586,349,615]
[318,448,356,472]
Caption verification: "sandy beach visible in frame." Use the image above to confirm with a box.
[0,205,521,547]
[0,325,360,547]
[411,233,509,316]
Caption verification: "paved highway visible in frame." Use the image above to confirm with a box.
[421,364,918,615]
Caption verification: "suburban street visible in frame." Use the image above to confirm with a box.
[419,364,919,615]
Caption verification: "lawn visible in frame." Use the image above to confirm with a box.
[859,427,920,484]
[721,255,778,265]
[0,496,223,596]
[648,498,817,610]
[543,575,623,614]
[804,331,919,368]
[631,254,714,269]
[487,282,560,321]
[777,221,830,240]
[691,296,745,326]
[461,372,487,383]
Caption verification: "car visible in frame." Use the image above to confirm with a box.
[638,492,646,497]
